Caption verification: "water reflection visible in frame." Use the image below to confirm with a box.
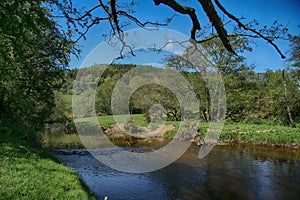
[51,145,300,200]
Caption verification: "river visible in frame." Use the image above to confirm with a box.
[51,144,300,200]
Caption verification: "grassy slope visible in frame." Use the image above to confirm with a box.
[0,134,95,200]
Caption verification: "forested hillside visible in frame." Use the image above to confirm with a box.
[51,63,300,127]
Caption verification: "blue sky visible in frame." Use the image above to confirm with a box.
[69,0,300,72]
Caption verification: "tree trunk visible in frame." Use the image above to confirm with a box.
[282,70,296,128]
[200,108,208,122]
[205,86,211,121]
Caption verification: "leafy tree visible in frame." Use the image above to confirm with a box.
[223,71,259,122]
[95,64,135,115]
[287,34,300,87]
[182,72,209,122]
[96,76,118,115]
[288,35,300,68]
[130,84,181,121]
[165,35,253,74]
[164,36,253,122]
[0,0,75,138]
[59,63,300,126]
[263,70,300,126]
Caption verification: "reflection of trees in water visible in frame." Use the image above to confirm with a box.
[52,145,300,199]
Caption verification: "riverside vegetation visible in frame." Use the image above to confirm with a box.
[0,133,95,199]
[42,114,300,149]
[0,1,95,198]
[43,62,300,149]
[1,1,299,198]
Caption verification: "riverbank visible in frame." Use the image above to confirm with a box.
[42,114,300,149]
[207,123,300,149]
[0,134,95,199]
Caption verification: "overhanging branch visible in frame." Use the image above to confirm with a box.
[214,0,286,59]
[153,0,200,40]
[198,0,235,55]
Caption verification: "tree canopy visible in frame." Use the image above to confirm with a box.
[0,0,75,137]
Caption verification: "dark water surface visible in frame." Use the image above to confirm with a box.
[51,145,300,200]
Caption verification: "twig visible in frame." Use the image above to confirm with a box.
[214,0,286,59]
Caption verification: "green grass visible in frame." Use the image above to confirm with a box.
[97,114,148,129]
[84,115,300,147]
[163,121,181,138]
[43,114,300,149]
[160,121,300,147]
[218,123,300,147]
[119,115,300,147]
[0,134,95,200]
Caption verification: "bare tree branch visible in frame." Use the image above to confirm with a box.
[110,0,121,34]
[74,17,110,43]
[153,0,200,40]
[198,0,235,55]
[71,5,102,21]
[195,33,270,44]
[49,0,287,60]
[214,0,286,59]
[118,11,176,28]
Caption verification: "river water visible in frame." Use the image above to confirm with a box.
[51,144,300,200]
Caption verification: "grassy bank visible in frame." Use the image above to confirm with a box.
[165,122,300,148]
[218,123,300,148]
[42,114,300,149]
[98,115,300,148]
[0,134,95,200]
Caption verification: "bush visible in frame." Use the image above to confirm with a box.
[65,120,77,134]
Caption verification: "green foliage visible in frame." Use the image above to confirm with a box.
[0,0,76,137]
[0,134,95,199]
[62,64,300,127]
[224,70,300,125]
[287,34,300,88]
[94,64,135,115]
[163,121,181,138]
[131,84,181,121]
[65,120,77,135]
[288,34,300,68]
[48,93,72,123]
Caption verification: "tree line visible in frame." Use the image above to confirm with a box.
[51,62,299,127]
[1,0,299,141]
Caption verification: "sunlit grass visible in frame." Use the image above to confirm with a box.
[43,114,300,149]
[163,121,300,147]
[97,114,148,129]
[219,124,300,146]
[0,134,95,199]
